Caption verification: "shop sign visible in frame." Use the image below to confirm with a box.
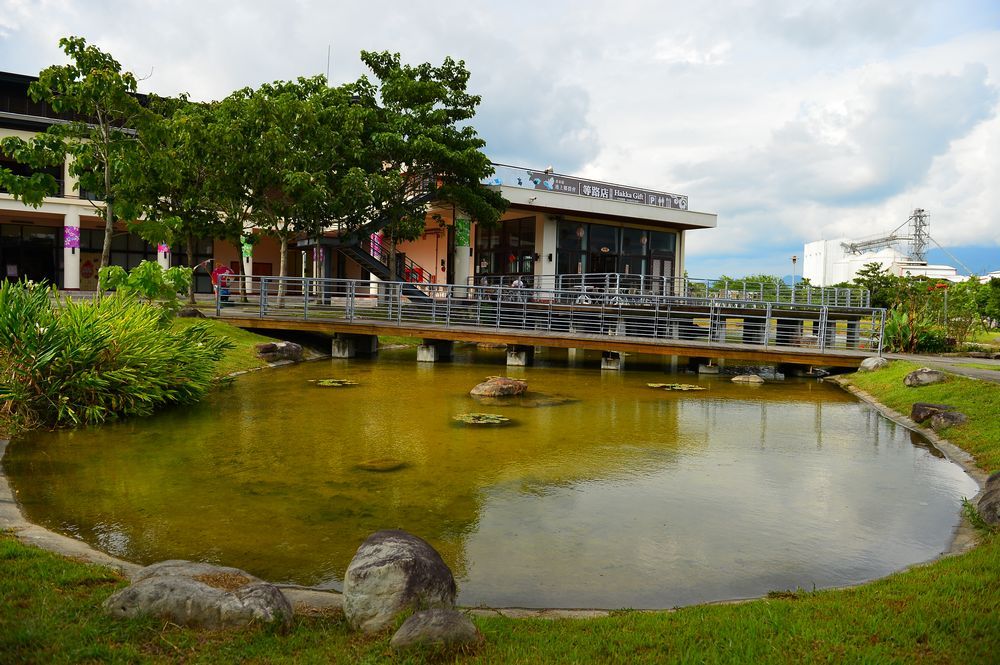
[485,164,688,210]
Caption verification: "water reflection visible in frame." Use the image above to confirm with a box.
[4,348,977,608]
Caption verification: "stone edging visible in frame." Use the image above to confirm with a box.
[0,371,989,621]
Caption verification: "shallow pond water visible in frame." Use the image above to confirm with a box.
[4,347,978,609]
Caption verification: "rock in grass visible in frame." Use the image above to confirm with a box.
[910,403,955,424]
[104,560,292,630]
[176,307,206,318]
[930,411,968,431]
[978,485,1000,527]
[255,341,303,363]
[731,374,765,384]
[858,357,889,372]
[903,367,947,387]
[390,608,480,651]
[470,377,527,397]
[343,530,456,633]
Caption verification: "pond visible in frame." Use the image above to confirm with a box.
[4,347,978,609]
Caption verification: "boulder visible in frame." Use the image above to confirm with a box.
[858,357,889,372]
[255,341,304,363]
[986,470,1000,494]
[731,374,765,384]
[470,376,527,398]
[903,367,947,387]
[929,411,968,431]
[176,307,206,318]
[978,485,1000,527]
[104,560,292,630]
[390,608,480,651]
[910,402,955,424]
[343,530,456,633]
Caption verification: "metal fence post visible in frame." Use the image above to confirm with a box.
[764,302,772,348]
[303,278,309,320]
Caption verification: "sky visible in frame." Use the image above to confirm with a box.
[2,0,999,278]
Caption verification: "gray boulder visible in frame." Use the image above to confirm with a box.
[858,357,889,372]
[978,485,1000,527]
[903,367,947,387]
[732,374,764,384]
[343,530,456,633]
[930,411,968,431]
[255,341,304,363]
[910,402,955,424]
[470,376,527,398]
[104,560,292,630]
[390,608,480,651]
[176,307,206,318]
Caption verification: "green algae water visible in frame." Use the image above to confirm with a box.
[4,347,978,609]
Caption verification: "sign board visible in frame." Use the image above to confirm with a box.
[485,164,688,211]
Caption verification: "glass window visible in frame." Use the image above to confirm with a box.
[557,221,585,250]
[111,233,127,250]
[649,231,676,253]
[588,224,618,254]
[621,228,646,254]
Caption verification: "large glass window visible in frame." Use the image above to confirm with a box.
[475,217,536,278]
[555,222,676,279]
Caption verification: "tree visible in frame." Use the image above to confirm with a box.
[976,277,1000,330]
[0,36,148,270]
[853,262,899,309]
[351,51,507,278]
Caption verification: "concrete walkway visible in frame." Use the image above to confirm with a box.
[885,352,1000,384]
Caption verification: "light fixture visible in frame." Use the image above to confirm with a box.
[547,253,553,262]
[575,225,585,239]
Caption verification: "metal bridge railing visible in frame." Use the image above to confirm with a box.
[216,276,884,356]
[468,273,870,308]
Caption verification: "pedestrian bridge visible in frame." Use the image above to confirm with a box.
[210,276,885,369]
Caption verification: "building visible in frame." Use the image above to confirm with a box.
[2,71,716,292]
[803,239,964,286]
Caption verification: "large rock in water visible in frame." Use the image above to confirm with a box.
[390,608,480,651]
[858,356,889,372]
[979,472,1000,527]
[343,530,456,633]
[903,367,947,387]
[732,374,765,384]
[103,560,292,630]
[470,376,527,397]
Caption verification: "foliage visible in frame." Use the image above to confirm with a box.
[98,261,191,317]
[976,277,1000,330]
[0,36,149,271]
[0,280,231,429]
[853,262,899,310]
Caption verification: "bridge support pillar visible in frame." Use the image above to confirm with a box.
[846,319,861,348]
[742,319,766,345]
[331,334,378,359]
[823,320,838,349]
[601,351,623,371]
[775,319,803,346]
[417,339,453,363]
[506,345,535,366]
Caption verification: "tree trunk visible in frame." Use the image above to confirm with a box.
[186,234,197,304]
[100,203,113,272]
[277,235,288,308]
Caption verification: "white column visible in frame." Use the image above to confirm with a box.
[156,243,171,270]
[453,217,471,291]
[63,208,81,290]
[241,236,253,295]
[540,215,558,279]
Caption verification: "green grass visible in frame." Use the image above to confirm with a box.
[955,362,1000,371]
[170,318,276,378]
[847,360,1000,472]
[378,335,422,348]
[2,358,999,663]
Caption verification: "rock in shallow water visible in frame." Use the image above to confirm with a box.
[469,376,527,397]
[103,560,292,630]
[343,530,456,633]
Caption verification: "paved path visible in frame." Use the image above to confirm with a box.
[886,353,1000,384]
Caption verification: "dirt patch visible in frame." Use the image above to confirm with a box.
[194,572,252,591]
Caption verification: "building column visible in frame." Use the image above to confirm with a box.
[157,243,171,270]
[453,218,471,292]
[241,236,254,295]
[63,209,81,290]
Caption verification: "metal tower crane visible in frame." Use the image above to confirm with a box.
[841,208,929,261]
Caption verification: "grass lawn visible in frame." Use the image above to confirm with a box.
[956,362,1000,371]
[2,360,999,663]
[171,318,277,378]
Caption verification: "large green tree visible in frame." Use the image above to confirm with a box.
[351,51,507,277]
[0,36,148,270]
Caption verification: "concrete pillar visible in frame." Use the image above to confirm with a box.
[241,237,254,295]
[417,339,453,362]
[156,243,171,270]
[601,351,623,371]
[742,319,766,345]
[62,208,81,290]
[710,314,727,343]
[823,320,838,349]
[332,334,378,358]
[453,218,471,294]
[846,319,861,348]
[506,344,535,366]
[775,319,803,346]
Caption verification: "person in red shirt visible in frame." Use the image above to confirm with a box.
[210,263,234,303]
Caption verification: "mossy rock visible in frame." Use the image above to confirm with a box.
[315,378,359,387]
[453,413,512,426]
[356,458,408,472]
[647,383,707,391]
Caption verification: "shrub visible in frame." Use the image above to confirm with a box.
[0,280,232,430]
[98,260,192,317]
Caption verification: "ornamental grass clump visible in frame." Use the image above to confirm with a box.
[0,280,232,430]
